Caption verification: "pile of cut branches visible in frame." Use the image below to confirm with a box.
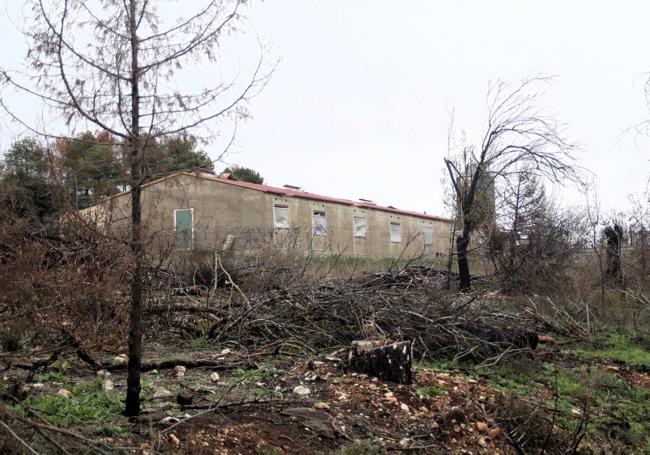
[151,266,541,363]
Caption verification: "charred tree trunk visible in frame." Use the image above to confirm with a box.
[640,225,647,285]
[125,176,143,417]
[456,234,471,290]
[346,340,413,384]
[604,224,623,284]
[125,0,143,417]
[445,218,457,290]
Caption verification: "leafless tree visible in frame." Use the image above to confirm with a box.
[489,170,543,287]
[0,0,271,416]
[627,191,650,286]
[445,76,581,289]
[584,186,606,301]
[487,171,585,293]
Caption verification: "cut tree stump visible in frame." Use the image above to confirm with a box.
[346,340,412,384]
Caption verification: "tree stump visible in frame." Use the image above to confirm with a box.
[346,340,412,384]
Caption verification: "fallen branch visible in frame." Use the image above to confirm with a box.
[0,418,40,455]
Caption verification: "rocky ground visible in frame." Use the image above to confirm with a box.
[4,332,650,454]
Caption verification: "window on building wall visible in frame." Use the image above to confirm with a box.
[423,227,433,246]
[174,208,194,250]
[353,216,367,238]
[273,204,290,229]
[390,221,401,243]
[312,210,327,236]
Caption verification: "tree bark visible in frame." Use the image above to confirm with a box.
[125,0,142,417]
[445,218,457,290]
[604,224,623,284]
[347,340,413,384]
[640,225,646,284]
[456,234,471,290]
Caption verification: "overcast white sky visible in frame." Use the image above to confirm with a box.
[1,1,649,217]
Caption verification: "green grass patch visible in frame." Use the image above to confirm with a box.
[34,370,69,384]
[228,368,284,384]
[193,384,219,395]
[140,379,154,393]
[309,255,456,279]
[95,424,126,437]
[332,439,386,455]
[569,332,650,368]
[256,449,283,455]
[415,385,445,399]
[23,378,123,427]
[187,335,218,349]
[481,358,650,453]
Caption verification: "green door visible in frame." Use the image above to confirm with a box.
[175,209,193,250]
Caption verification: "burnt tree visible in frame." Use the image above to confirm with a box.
[346,340,413,384]
[445,77,581,289]
[604,224,624,283]
[1,0,270,416]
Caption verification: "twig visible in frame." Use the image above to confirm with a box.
[0,418,40,455]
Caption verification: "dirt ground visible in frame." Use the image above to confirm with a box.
[5,335,650,454]
[142,358,515,454]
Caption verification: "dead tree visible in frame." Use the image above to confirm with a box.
[604,224,624,283]
[445,76,581,289]
[628,192,650,287]
[1,0,270,416]
[486,171,584,293]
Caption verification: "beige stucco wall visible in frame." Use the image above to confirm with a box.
[83,173,454,259]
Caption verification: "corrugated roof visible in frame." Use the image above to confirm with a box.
[184,172,452,222]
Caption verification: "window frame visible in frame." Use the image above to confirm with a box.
[312,209,328,237]
[273,203,290,229]
[173,208,194,250]
[353,215,367,238]
[390,221,402,244]
[422,226,434,246]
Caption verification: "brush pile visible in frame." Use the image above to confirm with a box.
[152,266,541,363]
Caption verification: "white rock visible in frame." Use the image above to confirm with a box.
[103,379,114,391]
[96,370,111,378]
[112,354,128,366]
[220,348,231,355]
[32,383,44,389]
[149,369,158,375]
[337,392,350,401]
[160,416,180,424]
[209,372,220,382]
[153,387,173,399]
[400,403,410,413]
[174,365,186,377]
[293,385,311,397]
[56,389,72,399]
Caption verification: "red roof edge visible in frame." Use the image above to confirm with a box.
[183,171,452,222]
